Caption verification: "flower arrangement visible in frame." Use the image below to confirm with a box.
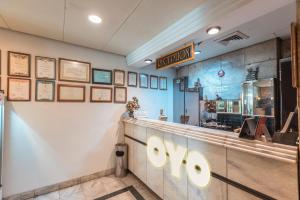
[204,100,216,113]
[126,97,140,117]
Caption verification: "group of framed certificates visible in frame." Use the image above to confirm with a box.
[92,69,167,90]
[5,51,129,103]
[6,51,167,103]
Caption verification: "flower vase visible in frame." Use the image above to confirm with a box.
[128,111,134,118]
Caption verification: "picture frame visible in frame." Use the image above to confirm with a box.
[57,84,85,102]
[291,23,299,88]
[92,69,112,85]
[7,77,31,101]
[150,75,158,89]
[35,80,55,102]
[8,51,31,77]
[139,73,148,88]
[114,87,127,104]
[159,77,167,90]
[113,69,125,86]
[128,71,137,87]
[35,56,56,80]
[58,58,91,83]
[90,86,112,103]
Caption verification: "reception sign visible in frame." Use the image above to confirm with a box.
[156,43,195,69]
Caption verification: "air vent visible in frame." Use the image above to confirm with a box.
[215,31,249,46]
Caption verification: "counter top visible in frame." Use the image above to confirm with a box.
[123,118,298,164]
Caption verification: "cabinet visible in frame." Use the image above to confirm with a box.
[228,186,261,200]
[163,133,188,200]
[124,137,134,172]
[133,142,147,184]
[146,128,164,198]
[187,138,227,200]
[125,121,298,200]
[124,123,134,137]
[125,124,147,184]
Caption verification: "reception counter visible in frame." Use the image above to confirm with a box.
[123,118,298,200]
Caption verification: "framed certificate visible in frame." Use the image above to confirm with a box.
[8,51,31,77]
[114,87,127,104]
[113,70,125,86]
[59,58,91,83]
[35,80,55,102]
[139,73,148,88]
[128,71,137,87]
[92,69,112,85]
[35,56,56,80]
[159,77,167,90]
[57,84,85,102]
[90,86,112,102]
[7,78,31,101]
[150,75,158,89]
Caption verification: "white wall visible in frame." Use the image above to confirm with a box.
[0,28,175,197]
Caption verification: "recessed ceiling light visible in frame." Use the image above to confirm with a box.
[88,15,102,24]
[207,26,221,35]
[144,59,152,64]
[194,51,200,55]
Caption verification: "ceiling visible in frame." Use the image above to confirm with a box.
[0,0,205,55]
[129,0,295,68]
[179,1,296,67]
[0,0,296,68]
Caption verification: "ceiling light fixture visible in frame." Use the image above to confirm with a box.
[88,15,102,24]
[206,26,221,35]
[194,51,200,55]
[144,59,152,64]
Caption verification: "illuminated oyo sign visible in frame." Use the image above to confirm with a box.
[147,136,211,188]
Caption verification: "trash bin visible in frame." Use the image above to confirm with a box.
[115,143,128,177]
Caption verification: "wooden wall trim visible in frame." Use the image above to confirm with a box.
[296,1,300,199]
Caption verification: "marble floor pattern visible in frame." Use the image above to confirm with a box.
[29,173,160,200]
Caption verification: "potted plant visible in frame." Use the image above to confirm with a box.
[126,97,140,118]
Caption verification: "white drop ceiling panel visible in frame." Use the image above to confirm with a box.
[0,0,65,40]
[103,0,206,55]
[63,0,140,51]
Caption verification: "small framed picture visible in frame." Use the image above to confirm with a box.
[128,71,137,87]
[57,84,85,102]
[159,77,167,90]
[35,80,55,102]
[7,77,31,101]
[113,69,125,86]
[139,73,148,88]
[90,86,112,103]
[8,51,31,77]
[150,75,158,89]
[114,87,127,104]
[59,58,91,83]
[35,56,56,80]
[92,69,112,85]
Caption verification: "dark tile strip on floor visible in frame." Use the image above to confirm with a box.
[94,185,145,200]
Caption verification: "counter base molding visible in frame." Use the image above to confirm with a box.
[124,118,299,200]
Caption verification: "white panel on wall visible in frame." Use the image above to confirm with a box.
[0,28,175,197]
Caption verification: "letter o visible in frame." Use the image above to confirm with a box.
[186,151,211,187]
[147,136,166,168]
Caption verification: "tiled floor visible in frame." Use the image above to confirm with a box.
[31,173,160,200]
